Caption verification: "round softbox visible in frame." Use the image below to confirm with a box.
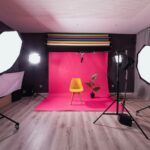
[137,45,150,84]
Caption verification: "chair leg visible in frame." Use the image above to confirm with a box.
[71,93,74,105]
[78,93,83,103]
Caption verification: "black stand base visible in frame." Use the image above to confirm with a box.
[118,113,132,127]
[93,100,149,139]
[136,105,150,114]
[0,113,19,130]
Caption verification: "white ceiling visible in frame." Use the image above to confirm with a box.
[0,0,150,34]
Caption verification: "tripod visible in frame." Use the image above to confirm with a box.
[93,52,149,139]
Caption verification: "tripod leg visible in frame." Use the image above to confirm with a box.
[136,106,150,114]
[93,100,116,124]
[0,113,19,130]
[124,107,149,139]
[121,100,126,113]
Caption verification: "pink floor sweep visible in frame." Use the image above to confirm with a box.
[35,93,123,112]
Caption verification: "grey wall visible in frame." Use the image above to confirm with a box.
[134,27,150,100]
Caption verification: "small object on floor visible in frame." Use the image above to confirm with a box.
[33,93,45,98]
[118,113,132,127]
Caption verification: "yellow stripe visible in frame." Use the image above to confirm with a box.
[47,41,110,44]
[47,43,110,46]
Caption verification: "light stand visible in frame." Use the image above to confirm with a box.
[28,52,45,99]
[93,51,149,139]
[30,67,45,99]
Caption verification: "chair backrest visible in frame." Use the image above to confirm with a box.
[69,78,84,91]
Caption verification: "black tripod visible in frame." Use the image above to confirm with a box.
[93,52,149,139]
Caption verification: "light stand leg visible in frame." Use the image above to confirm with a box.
[93,100,116,124]
[0,113,19,130]
[121,64,149,139]
[136,106,150,114]
[123,106,149,139]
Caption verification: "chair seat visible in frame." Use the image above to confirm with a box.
[70,88,83,93]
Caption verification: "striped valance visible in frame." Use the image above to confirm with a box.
[47,33,110,46]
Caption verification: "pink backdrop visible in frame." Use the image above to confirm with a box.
[48,52,110,98]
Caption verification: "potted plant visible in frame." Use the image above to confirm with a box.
[85,73,100,98]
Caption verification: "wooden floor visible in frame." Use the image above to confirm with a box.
[0,96,150,150]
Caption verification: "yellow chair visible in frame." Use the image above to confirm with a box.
[69,78,84,104]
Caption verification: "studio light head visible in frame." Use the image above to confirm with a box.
[28,52,41,65]
[114,54,123,64]
[112,51,123,64]
[112,51,134,70]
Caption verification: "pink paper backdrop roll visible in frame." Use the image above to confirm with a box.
[48,52,110,97]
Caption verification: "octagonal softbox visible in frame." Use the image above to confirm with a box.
[0,31,22,73]
[137,45,150,84]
